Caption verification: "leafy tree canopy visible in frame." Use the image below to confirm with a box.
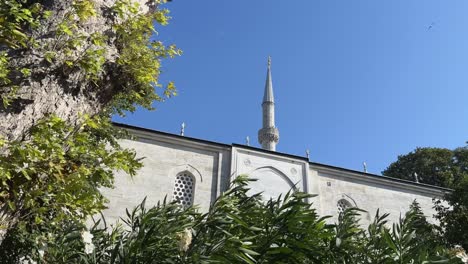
[382,146,468,188]
[435,175,468,250]
[383,144,468,251]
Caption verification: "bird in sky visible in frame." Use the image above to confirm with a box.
[428,22,436,30]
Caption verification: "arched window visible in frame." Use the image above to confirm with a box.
[172,172,195,207]
[337,199,353,214]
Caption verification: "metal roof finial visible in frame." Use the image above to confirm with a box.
[180,122,185,136]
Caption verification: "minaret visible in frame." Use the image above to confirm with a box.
[258,57,279,151]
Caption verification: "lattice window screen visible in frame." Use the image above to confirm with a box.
[337,199,353,214]
[172,172,195,207]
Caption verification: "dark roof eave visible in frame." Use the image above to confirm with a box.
[112,122,231,148]
[308,161,452,192]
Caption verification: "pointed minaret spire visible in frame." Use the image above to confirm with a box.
[258,56,279,151]
[263,56,274,103]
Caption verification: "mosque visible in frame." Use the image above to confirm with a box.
[102,58,448,224]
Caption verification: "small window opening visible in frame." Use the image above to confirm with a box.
[172,172,195,207]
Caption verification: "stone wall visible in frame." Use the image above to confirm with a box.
[310,164,447,225]
[101,127,231,224]
[102,125,448,227]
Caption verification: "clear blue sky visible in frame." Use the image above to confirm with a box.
[113,0,468,175]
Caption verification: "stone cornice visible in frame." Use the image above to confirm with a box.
[311,164,450,198]
[114,123,231,153]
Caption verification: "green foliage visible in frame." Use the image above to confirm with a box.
[380,208,444,263]
[0,1,182,259]
[0,0,180,111]
[0,1,43,48]
[435,175,468,250]
[0,52,14,107]
[0,0,180,245]
[384,145,468,250]
[0,52,9,85]
[110,0,181,115]
[78,48,107,80]
[0,1,46,107]
[72,0,97,22]
[383,146,468,188]
[0,115,142,253]
[2,176,462,263]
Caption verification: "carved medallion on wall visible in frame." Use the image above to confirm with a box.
[243,158,251,166]
[290,168,297,175]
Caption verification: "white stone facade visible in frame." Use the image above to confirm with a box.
[101,124,449,226]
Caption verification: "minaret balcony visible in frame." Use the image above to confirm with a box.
[258,127,279,144]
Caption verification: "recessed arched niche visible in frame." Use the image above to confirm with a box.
[247,166,296,200]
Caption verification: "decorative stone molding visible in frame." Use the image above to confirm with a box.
[250,166,297,190]
[290,168,298,175]
[169,164,203,183]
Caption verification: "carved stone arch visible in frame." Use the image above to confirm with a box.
[249,166,297,190]
[170,164,203,183]
[334,194,355,213]
[335,193,358,208]
[334,194,372,221]
[245,166,297,200]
